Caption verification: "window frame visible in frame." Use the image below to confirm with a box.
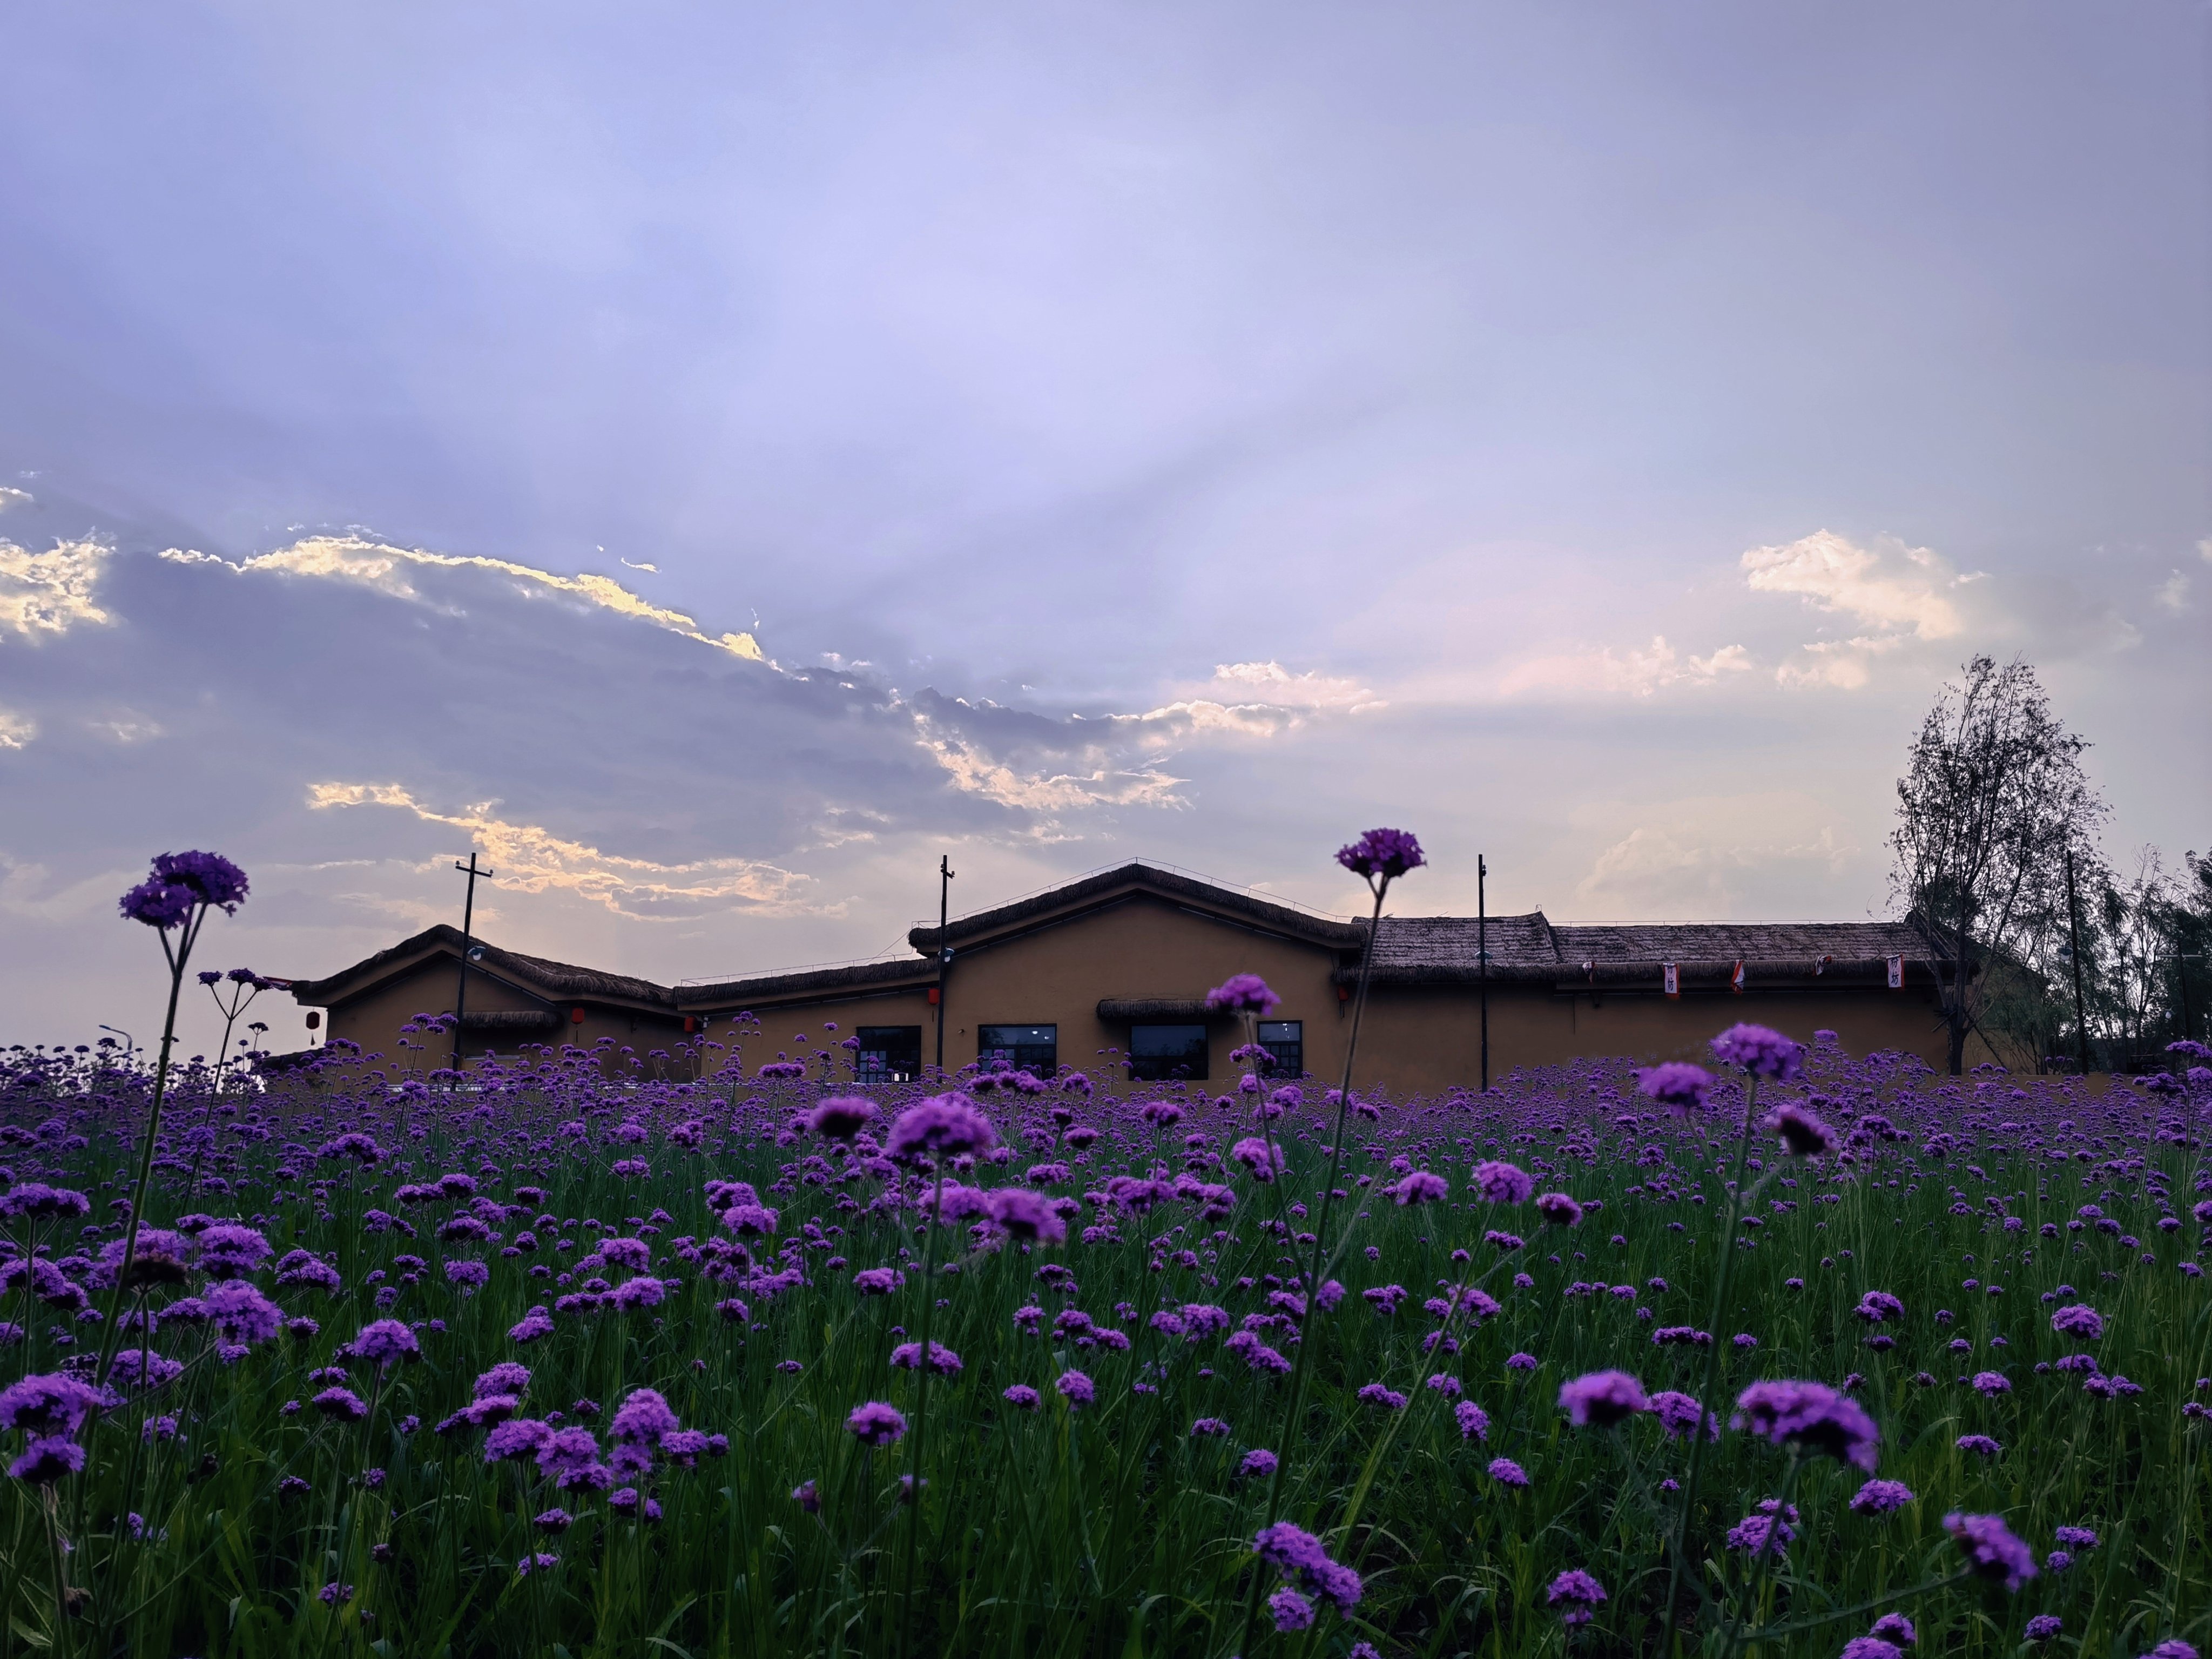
[976,1023,1058,1078]
[1257,1019,1304,1077]
[855,1024,923,1084]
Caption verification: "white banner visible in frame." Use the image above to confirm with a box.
[1886,954,1903,989]
[1663,962,1678,999]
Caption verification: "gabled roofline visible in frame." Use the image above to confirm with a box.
[675,956,935,1011]
[907,861,1369,955]
[286,924,676,1015]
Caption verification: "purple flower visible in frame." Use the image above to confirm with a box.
[1505,1352,1539,1372]
[1849,1479,1915,1515]
[312,1387,369,1421]
[986,1187,1066,1244]
[805,1097,879,1139]
[791,1479,821,1512]
[1839,1642,1901,1659]
[1390,1171,1448,1206]
[1205,975,1280,1014]
[1190,1416,1232,1438]
[483,1419,552,1462]
[1649,1391,1715,1441]
[1229,1137,1287,1182]
[2025,1616,2062,1643]
[0,1184,91,1220]
[1454,1401,1490,1441]
[1733,1379,1880,1471]
[1239,1448,1278,1479]
[1955,1434,2002,1459]
[1253,1521,1362,1613]
[8,1437,86,1483]
[1971,1371,2011,1397]
[846,1401,907,1447]
[1559,1370,1648,1427]
[348,1319,421,1370]
[2054,1526,2098,1549]
[1002,1385,1041,1411]
[0,1374,104,1437]
[1635,1062,1715,1112]
[1853,1291,1904,1324]
[1336,828,1425,882]
[1770,1103,1837,1157]
[1545,1567,1606,1627]
[1269,1587,1315,1631]
[1725,1499,1799,1557]
[1355,1382,1408,1411]
[611,1388,679,1448]
[1535,1192,1583,1228]
[2142,1643,2200,1659]
[1709,1023,1804,1082]
[1487,1457,1530,1488]
[1944,1512,2038,1589]
[1869,1613,1916,1647]
[1472,1161,1534,1205]
[2050,1304,2104,1341]
[1056,1370,1096,1410]
[118,880,195,929]
[890,1341,963,1376]
[885,1095,1000,1163]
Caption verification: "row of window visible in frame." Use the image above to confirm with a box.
[851,1021,1304,1084]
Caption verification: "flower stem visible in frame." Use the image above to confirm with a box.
[896,1168,946,1659]
[1239,879,1389,1657]
[1660,1074,1761,1654]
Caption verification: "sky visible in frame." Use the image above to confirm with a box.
[2,2,2206,1062]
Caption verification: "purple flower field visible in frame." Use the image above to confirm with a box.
[1,845,2207,1658]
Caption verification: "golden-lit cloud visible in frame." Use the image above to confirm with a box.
[0,537,114,640]
[0,709,36,749]
[913,725,1186,814]
[163,535,764,660]
[307,782,813,918]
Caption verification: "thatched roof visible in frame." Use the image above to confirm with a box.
[675,957,932,1011]
[287,924,676,1013]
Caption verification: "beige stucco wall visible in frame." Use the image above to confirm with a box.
[312,900,1998,1093]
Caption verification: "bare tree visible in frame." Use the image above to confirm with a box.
[1887,655,2106,1075]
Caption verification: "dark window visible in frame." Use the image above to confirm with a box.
[1258,1020,1303,1076]
[977,1024,1057,1077]
[1129,1022,1209,1081]
[857,1026,922,1084]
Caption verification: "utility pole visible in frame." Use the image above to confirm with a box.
[2063,846,2091,1078]
[934,855,954,1076]
[453,851,494,1076]
[1478,853,1490,1092]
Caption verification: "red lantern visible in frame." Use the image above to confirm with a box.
[570,1007,586,1024]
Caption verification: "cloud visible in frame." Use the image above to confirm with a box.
[1741,530,2001,689]
[1741,530,1969,641]
[1496,635,1754,701]
[0,708,35,748]
[0,536,114,640]
[1206,660,1379,711]
[913,722,1187,814]
[1572,791,1863,915]
[2156,571,2190,613]
[306,782,820,919]
[0,488,32,513]
[161,535,763,660]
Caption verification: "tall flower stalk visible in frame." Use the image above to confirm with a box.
[1241,828,1422,1653]
[96,853,249,1388]
[1656,1024,1804,1653]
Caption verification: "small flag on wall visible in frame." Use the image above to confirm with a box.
[1886,955,1903,989]
[1730,961,1746,994]
[1663,962,1679,998]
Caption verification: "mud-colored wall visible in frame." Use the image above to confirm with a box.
[316,957,686,1072]
[312,900,1994,1093]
